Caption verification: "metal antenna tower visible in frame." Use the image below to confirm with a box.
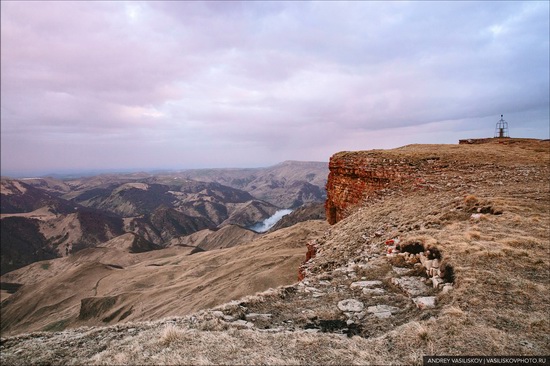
[494,114,509,138]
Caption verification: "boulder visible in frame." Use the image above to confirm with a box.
[337,299,365,312]
[367,305,400,318]
[391,276,431,297]
[441,284,454,294]
[413,296,436,309]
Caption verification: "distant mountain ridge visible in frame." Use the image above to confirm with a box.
[179,160,328,208]
[0,161,328,275]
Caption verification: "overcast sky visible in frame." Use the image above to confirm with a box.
[1,1,549,176]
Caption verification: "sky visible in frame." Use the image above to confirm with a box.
[1,1,549,176]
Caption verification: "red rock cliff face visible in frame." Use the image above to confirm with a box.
[325,150,444,224]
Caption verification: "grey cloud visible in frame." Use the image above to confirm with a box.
[1,1,548,175]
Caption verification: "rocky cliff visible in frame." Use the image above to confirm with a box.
[325,150,441,224]
[324,139,546,224]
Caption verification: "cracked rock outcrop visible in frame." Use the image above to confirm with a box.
[325,151,453,225]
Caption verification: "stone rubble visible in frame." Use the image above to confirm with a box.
[350,280,383,289]
[367,305,400,318]
[245,313,273,322]
[337,299,364,312]
[203,226,455,339]
[413,296,436,309]
[362,288,385,295]
[391,276,431,297]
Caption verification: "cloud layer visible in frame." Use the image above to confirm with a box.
[1,1,548,175]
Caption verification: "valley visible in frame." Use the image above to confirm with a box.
[0,161,328,275]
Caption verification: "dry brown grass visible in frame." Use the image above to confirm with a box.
[464,230,481,240]
[1,139,548,364]
[158,324,186,346]
[1,220,329,336]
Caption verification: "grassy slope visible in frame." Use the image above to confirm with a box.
[1,221,328,336]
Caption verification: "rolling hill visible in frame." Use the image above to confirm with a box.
[1,161,328,275]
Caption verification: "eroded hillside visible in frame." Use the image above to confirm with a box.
[1,161,328,274]
[181,160,328,208]
[0,221,328,336]
[1,139,549,364]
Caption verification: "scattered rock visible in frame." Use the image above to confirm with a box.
[391,276,431,297]
[392,266,411,275]
[304,286,319,293]
[520,340,534,349]
[350,280,383,289]
[441,284,454,294]
[367,305,400,318]
[363,288,386,295]
[245,313,272,321]
[232,320,254,328]
[431,276,444,288]
[337,299,364,312]
[413,296,436,309]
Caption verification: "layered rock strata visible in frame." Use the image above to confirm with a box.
[325,150,446,224]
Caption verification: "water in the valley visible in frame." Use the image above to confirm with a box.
[249,209,293,233]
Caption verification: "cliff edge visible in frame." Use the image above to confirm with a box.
[325,138,547,224]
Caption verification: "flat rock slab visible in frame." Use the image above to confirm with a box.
[337,299,364,312]
[363,288,386,295]
[350,280,383,289]
[367,305,400,318]
[391,276,431,297]
[392,266,411,275]
[232,320,254,328]
[304,287,319,293]
[245,313,273,321]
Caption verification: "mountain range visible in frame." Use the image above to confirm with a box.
[0,161,328,275]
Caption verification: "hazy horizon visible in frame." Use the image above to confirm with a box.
[2,1,549,175]
[1,159,329,179]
